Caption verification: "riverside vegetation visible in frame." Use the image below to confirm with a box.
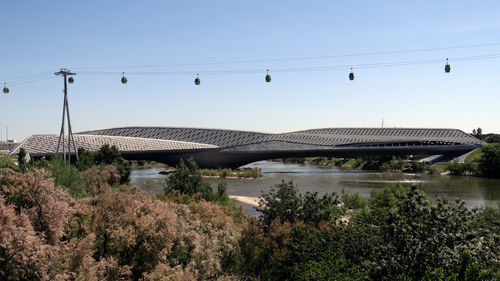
[286,143,500,179]
[0,146,499,280]
[129,157,262,179]
[296,156,436,174]
[200,167,262,179]
[444,144,500,178]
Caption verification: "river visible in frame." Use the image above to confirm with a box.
[130,161,500,216]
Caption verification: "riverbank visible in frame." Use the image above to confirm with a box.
[228,195,260,207]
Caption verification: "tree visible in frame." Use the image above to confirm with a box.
[386,187,475,280]
[479,144,500,178]
[17,148,27,172]
[94,144,122,165]
[257,180,342,228]
[165,158,214,200]
[78,145,131,184]
[77,147,95,171]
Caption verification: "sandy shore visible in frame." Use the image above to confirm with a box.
[228,195,260,207]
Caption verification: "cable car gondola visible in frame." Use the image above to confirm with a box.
[265,69,271,83]
[445,58,451,73]
[121,72,128,84]
[194,74,200,85]
[349,68,355,81]
[3,83,9,94]
[68,76,74,84]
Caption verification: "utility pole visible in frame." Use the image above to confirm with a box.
[54,68,78,163]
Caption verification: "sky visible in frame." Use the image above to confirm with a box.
[1,0,500,141]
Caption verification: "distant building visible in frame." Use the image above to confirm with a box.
[0,140,19,151]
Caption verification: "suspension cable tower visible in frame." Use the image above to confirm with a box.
[54,68,78,163]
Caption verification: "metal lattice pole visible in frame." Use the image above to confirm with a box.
[55,69,79,163]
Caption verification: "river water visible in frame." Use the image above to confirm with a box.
[130,161,500,216]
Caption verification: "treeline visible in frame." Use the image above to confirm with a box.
[471,127,500,144]
[287,143,500,178]
[287,156,436,173]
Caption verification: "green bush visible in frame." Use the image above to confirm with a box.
[239,167,261,179]
[78,145,131,184]
[165,159,229,204]
[165,159,213,198]
[257,180,342,228]
[46,156,86,198]
[220,168,231,178]
[0,155,18,171]
[408,251,496,281]
[341,190,368,209]
[77,147,94,171]
[446,162,479,176]
[292,250,367,281]
[479,144,500,178]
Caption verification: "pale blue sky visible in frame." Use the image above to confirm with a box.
[1,1,500,141]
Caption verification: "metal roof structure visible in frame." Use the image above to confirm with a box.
[11,127,483,168]
[80,127,483,148]
[9,134,216,156]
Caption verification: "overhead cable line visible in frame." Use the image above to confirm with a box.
[0,70,56,83]
[73,53,500,76]
[2,48,500,91]
[3,42,500,82]
[8,75,55,86]
[69,42,500,70]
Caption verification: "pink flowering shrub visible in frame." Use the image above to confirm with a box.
[0,196,54,280]
[0,168,75,243]
[0,168,243,280]
[82,165,121,195]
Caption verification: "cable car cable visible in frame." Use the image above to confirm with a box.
[8,75,55,86]
[68,42,500,70]
[72,52,500,76]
